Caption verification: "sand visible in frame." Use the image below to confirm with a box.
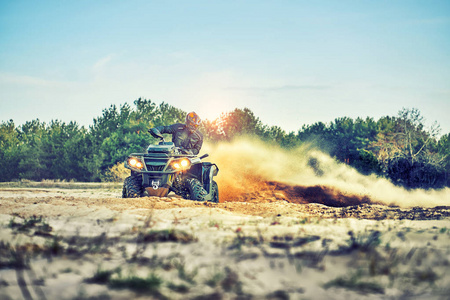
[1,187,450,300]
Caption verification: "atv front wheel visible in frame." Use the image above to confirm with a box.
[122,175,143,198]
[187,178,207,201]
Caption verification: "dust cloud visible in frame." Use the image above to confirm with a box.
[202,138,450,208]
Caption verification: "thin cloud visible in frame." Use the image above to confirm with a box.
[410,17,450,25]
[226,85,331,91]
[93,54,115,72]
[0,72,72,88]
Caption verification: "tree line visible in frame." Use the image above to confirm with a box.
[1,99,449,189]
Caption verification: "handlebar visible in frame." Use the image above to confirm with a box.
[149,128,165,141]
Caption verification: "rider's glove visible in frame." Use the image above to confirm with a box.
[149,128,163,139]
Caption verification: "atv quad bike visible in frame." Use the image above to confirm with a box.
[122,136,219,202]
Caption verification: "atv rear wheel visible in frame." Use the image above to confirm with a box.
[122,175,143,198]
[187,178,207,201]
[210,180,219,203]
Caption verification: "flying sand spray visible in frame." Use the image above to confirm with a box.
[202,138,450,207]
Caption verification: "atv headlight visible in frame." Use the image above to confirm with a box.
[128,157,144,169]
[180,159,190,168]
[172,158,190,170]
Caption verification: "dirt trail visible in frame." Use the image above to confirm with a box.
[1,186,450,300]
[1,185,449,221]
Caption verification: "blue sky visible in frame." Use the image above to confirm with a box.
[1,0,449,134]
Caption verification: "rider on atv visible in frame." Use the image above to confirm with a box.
[123,111,218,201]
[148,112,203,155]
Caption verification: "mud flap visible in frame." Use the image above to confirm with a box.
[202,163,218,201]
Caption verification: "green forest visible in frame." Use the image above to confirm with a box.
[1,98,449,189]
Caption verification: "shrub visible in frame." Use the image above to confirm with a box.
[102,162,129,182]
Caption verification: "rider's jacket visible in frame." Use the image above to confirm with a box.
[150,123,203,155]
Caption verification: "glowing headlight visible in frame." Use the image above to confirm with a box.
[172,159,190,170]
[128,157,144,169]
[180,159,190,168]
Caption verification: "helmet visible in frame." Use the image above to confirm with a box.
[185,112,201,132]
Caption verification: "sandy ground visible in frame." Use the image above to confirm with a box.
[1,187,450,300]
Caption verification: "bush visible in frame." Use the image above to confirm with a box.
[102,162,129,182]
[352,150,382,175]
[386,156,446,189]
